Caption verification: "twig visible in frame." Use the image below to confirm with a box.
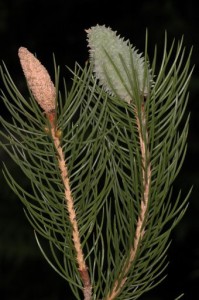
[106,103,151,300]
[48,112,92,300]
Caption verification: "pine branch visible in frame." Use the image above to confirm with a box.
[17,48,92,299]
[86,25,193,299]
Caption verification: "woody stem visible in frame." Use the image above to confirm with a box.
[106,104,151,300]
[48,113,92,300]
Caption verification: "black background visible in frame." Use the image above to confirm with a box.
[0,0,199,299]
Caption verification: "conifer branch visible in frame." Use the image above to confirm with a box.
[18,48,92,300]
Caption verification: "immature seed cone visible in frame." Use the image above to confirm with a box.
[86,25,151,102]
[18,47,56,113]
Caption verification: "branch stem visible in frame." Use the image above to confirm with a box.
[48,112,92,300]
[106,103,151,300]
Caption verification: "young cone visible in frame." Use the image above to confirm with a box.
[18,47,56,113]
[86,25,151,102]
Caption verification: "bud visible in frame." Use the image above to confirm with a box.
[86,25,151,103]
[18,47,56,113]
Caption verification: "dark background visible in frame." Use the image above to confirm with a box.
[0,0,199,299]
